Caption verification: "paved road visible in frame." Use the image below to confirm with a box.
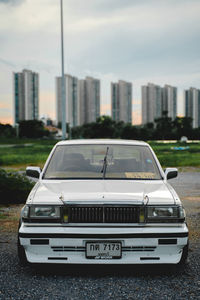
[0,172,200,300]
[170,171,200,198]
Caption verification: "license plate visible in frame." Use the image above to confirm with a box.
[86,241,122,259]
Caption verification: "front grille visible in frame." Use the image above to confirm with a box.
[67,206,140,223]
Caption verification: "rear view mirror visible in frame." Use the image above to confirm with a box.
[26,166,41,179]
[164,168,178,180]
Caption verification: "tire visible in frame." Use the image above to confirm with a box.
[178,242,189,265]
[17,221,28,266]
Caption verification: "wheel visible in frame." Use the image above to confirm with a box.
[17,221,28,265]
[178,242,189,265]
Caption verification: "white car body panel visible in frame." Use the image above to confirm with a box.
[28,180,177,206]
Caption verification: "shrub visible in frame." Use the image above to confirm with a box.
[19,120,50,138]
[0,169,34,204]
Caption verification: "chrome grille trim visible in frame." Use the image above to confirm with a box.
[51,246,156,252]
[122,246,156,252]
[51,246,85,252]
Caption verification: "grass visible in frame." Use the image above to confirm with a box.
[0,138,200,169]
[149,142,200,168]
[0,139,56,169]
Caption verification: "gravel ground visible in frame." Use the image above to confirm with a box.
[0,172,200,300]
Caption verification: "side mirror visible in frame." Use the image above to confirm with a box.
[164,168,178,180]
[26,166,41,179]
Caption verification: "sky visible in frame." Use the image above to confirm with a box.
[0,0,200,125]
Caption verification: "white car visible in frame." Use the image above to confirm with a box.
[18,139,188,265]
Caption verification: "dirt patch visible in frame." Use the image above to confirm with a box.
[178,167,200,173]
[189,228,200,242]
[182,196,200,201]
[0,205,22,233]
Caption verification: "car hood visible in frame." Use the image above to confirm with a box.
[28,179,176,205]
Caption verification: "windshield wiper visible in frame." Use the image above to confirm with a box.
[101,146,109,179]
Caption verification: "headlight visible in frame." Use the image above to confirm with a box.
[29,206,61,218]
[179,206,186,219]
[147,206,185,222]
[148,207,178,218]
[22,205,29,218]
[22,205,61,222]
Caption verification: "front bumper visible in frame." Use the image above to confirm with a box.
[19,223,188,264]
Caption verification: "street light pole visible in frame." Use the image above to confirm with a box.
[60,0,66,140]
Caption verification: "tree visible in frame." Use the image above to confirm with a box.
[154,111,173,139]
[19,120,50,138]
[121,124,139,140]
[172,117,193,139]
[68,114,200,141]
[0,123,16,137]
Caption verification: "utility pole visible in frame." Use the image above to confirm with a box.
[60,0,66,140]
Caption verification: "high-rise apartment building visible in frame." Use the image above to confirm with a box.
[185,87,200,128]
[111,80,132,123]
[13,69,39,125]
[79,76,100,125]
[56,75,100,127]
[142,83,163,124]
[142,83,177,124]
[56,74,80,127]
[111,83,119,121]
[162,85,177,120]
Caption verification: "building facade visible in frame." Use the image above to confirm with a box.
[162,85,177,120]
[185,87,200,128]
[79,76,100,125]
[13,69,39,125]
[111,80,132,123]
[56,75,100,127]
[142,83,163,124]
[56,74,80,128]
[78,79,86,126]
[142,83,177,125]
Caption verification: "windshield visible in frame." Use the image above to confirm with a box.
[43,144,162,180]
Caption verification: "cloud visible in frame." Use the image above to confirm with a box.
[0,57,16,68]
[0,0,200,124]
[0,0,24,5]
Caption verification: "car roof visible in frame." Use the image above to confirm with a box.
[56,139,148,147]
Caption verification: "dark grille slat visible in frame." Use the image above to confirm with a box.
[125,208,127,222]
[92,207,94,223]
[128,208,131,223]
[119,208,122,223]
[91,207,93,222]
[79,207,81,222]
[120,208,122,222]
[100,207,103,222]
[123,208,125,223]
[113,207,116,223]
[130,207,133,223]
[130,208,133,223]
[68,206,140,223]
[84,207,86,222]
[117,207,119,222]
